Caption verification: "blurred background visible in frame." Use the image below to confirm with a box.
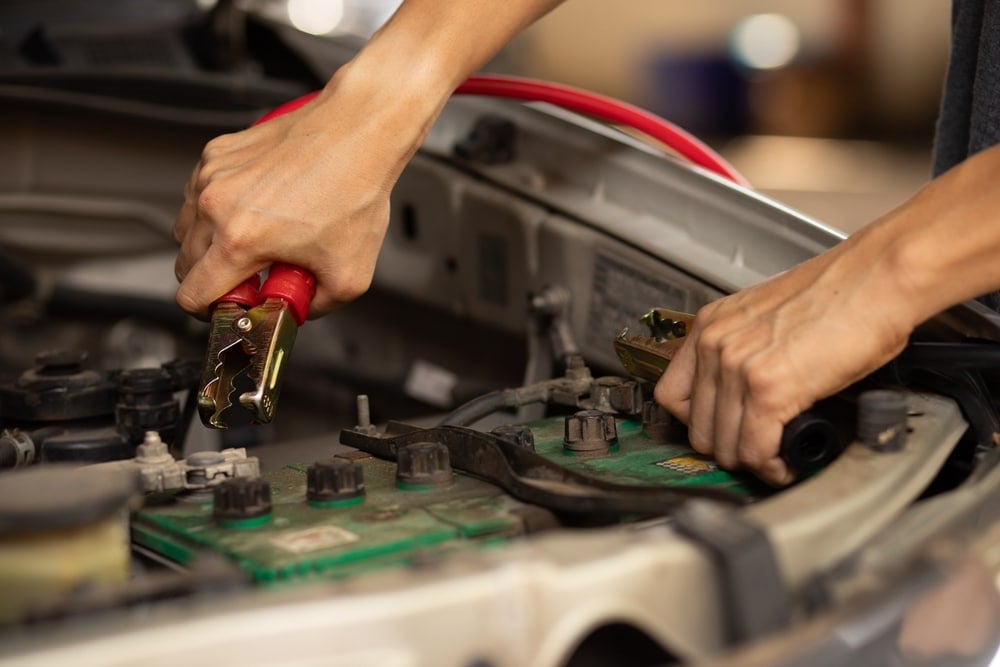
[2,0,952,233]
[517,0,949,233]
[277,0,950,234]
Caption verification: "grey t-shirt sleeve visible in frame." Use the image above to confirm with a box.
[932,0,1000,309]
[933,0,1000,177]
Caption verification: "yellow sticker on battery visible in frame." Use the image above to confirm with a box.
[654,455,718,475]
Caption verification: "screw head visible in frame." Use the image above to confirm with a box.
[235,317,253,333]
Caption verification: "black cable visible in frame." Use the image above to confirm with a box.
[439,391,510,426]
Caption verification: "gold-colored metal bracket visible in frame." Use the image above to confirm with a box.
[613,308,695,383]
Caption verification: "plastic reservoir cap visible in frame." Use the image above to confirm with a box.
[0,464,140,536]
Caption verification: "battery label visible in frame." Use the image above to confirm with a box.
[588,252,688,350]
[270,526,359,554]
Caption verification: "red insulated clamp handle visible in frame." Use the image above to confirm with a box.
[260,262,316,325]
[217,276,260,308]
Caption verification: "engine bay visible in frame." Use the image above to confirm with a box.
[5,4,1000,666]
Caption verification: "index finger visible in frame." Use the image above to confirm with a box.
[654,334,697,424]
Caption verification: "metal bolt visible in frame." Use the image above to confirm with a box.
[592,376,642,414]
[490,424,536,452]
[136,431,172,464]
[642,401,673,443]
[357,395,371,428]
[235,317,253,333]
[858,390,908,452]
[354,394,377,435]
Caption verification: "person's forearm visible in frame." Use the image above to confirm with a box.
[819,143,1000,337]
[172,0,563,318]
[366,0,564,89]
[325,0,564,130]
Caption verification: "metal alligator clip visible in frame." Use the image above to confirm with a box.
[613,308,695,383]
[198,263,315,428]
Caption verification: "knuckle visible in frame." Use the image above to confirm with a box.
[202,133,235,158]
[695,323,724,356]
[331,272,372,303]
[194,168,215,192]
[693,301,719,324]
[212,229,254,265]
[744,358,782,396]
[196,186,224,219]
[717,340,745,375]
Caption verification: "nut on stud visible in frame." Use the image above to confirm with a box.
[563,409,617,457]
[213,478,272,528]
[642,400,673,443]
[308,458,365,507]
[858,390,908,452]
[396,441,453,490]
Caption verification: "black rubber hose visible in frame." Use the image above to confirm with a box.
[439,391,510,426]
[779,412,842,472]
[900,341,1000,369]
[48,285,192,331]
[0,249,189,329]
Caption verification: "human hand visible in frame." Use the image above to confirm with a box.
[172,64,446,320]
[172,0,567,320]
[654,249,912,485]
